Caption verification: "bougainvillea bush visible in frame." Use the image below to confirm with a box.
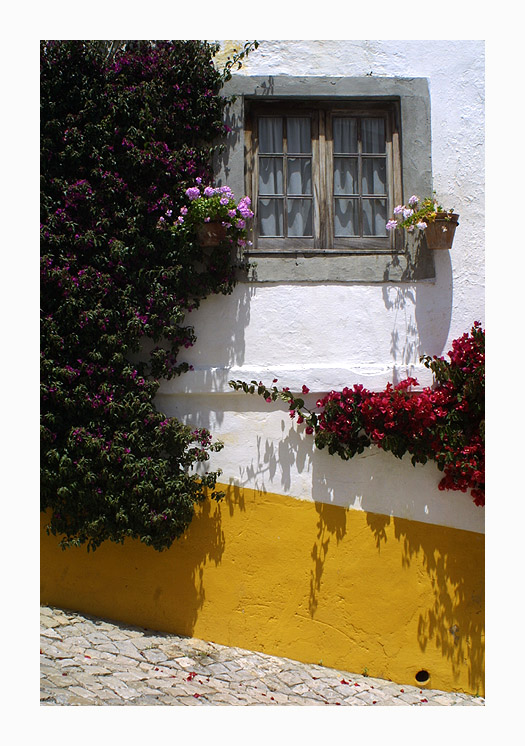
[41,40,256,551]
[230,323,485,506]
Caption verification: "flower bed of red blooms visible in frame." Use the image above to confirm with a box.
[230,322,484,506]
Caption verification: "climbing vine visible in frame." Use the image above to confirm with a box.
[40,40,257,551]
[230,323,485,506]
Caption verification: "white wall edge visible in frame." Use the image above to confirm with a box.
[158,362,436,395]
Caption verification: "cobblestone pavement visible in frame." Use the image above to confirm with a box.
[40,605,484,706]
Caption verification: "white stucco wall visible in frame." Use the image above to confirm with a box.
[158,40,485,534]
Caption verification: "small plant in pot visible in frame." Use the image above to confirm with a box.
[386,195,459,250]
[172,180,254,248]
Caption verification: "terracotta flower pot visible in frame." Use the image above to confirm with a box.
[424,213,459,250]
[197,221,227,247]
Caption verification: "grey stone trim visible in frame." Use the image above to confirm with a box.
[216,75,435,283]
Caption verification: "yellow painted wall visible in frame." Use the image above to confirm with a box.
[40,484,484,695]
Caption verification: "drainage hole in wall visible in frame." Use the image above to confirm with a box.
[415,670,430,684]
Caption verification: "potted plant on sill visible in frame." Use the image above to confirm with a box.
[172,181,254,248]
[386,195,459,250]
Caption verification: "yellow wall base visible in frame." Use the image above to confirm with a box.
[40,484,484,695]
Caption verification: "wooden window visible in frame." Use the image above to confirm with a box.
[246,101,402,253]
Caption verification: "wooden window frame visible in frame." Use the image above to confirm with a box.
[245,100,404,255]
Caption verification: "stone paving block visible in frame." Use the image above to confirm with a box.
[46,673,78,688]
[148,678,178,690]
[83,648,118,662]
[431,694,457,705]
[207,694,243,705]
[91,642,119,654]
[289,683,311,695]
[40,617,59,629]
[110,656,142,671]
[60,636,91,651]
[131,637,158,651]
[57,625,84,639]
[207,662,230,677]
[79,681,105,694]
[81,663,113,675]
[177,695,203,705]
[68,685,99,701]
[278,671,308,687]
[355,690,383,705]
[41,645,61,660]
[137,695,173,706]
[56,657,81,668]
[171,656,196,668]
[41,626,63,640]
[113,640,145,660]
[143,659,180,672]
[110,669,148,683]
[398,691,424,704]
[110,686,140,701]
[86,631,113,645]
[375,698,405,706]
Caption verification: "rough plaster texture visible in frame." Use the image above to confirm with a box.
[158,40,485,533]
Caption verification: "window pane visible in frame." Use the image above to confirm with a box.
[362,157,387,195]
[287,118,311,153]
[333,117,357,153]
[259,157,283,195]
[259,199,284,236]
[334,199,359,237]
[362,118,386,153]
[334,157,358,195]
[287,158,312,195]
[259,118,283,154]
[287,199,313,236]
[362,198,387,236]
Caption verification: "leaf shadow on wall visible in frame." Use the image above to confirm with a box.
[41,497,231,640]
[369,513,484,694]
[235,405,314,496]
[308,501,347,618]
[228,422,349,622]
[152,485,246,638]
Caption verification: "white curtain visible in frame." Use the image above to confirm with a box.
[334,199,359,237]
[333,117,357,153]
[362,158,386,195]
[362,199,387,236]
[259,158,283,195]
[288,200,312,236]
[333,117,387,237]
[287,117,311,153]
[259,199,283,236]
[259,117,312,237]
[259,117,283,153]
[362,118,385,153]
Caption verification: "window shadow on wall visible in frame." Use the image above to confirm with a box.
[415,249,454,357]
[381,240,454,376]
